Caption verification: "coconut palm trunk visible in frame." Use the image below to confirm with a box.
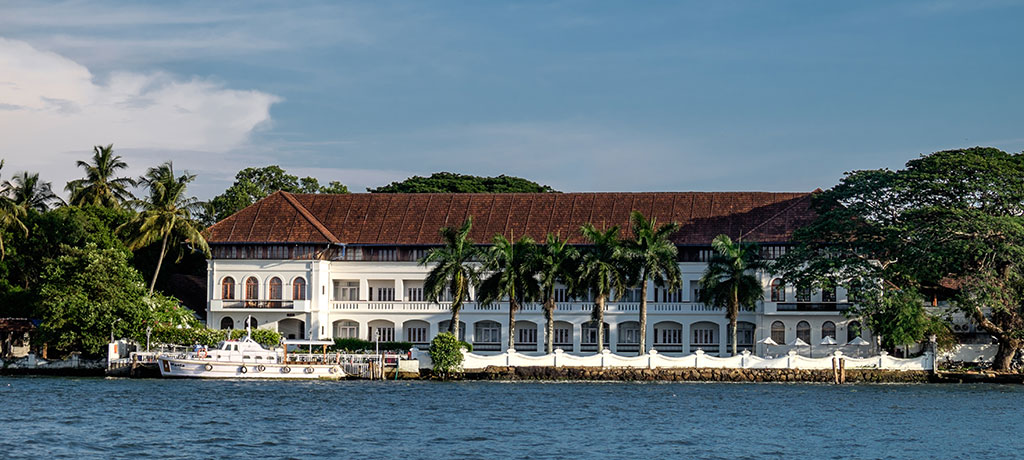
[508,298,518,351]
[594,295,606,351]
[730,286,739,356]
[149,232,170,295]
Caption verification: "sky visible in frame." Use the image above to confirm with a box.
[2,0,1023,200]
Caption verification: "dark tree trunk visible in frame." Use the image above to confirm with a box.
[508,298,518,351]
[595,295,606,352]
[148,233,169,295]
[992,336,1020,371]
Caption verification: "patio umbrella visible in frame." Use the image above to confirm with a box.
[757,337,778,357]
[820,336,838,345]
[789,338,809,357]
[849,337,870,346]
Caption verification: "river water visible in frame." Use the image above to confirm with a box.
[1,377,1021,459]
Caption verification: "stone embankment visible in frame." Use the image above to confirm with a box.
[458,366,931,383]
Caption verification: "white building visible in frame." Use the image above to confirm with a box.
[204,191,872,357]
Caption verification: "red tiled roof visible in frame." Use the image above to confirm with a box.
[205,191,817,246]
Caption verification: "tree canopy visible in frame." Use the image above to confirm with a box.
[776,147,1024,369]
[207,165,350,222]
[367,172,558,193]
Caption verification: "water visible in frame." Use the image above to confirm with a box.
[1,377,1022,459]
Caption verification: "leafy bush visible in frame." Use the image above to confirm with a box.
[151,325,281,349]
[428,332,464,378]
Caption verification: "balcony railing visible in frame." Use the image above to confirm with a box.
[776,302,852,312]
[323,301,732,314]
[220,300,294,309]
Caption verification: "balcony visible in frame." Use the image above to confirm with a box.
[324,301,730,314]
[212,299,310,311]
[775,302,852,312]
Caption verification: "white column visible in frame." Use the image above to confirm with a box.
[608,321,618,353]
[395,279,405,301]
[645,319,656,353]
[572,322,582,353]
[680,321,691,355]
[359,278,369,301]
[718,322,729,357]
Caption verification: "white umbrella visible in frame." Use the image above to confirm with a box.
[788,338,809,347]
[820,336,838,345]
[758,337,778,357]
[849,337,870,346]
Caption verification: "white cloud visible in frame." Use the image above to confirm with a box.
[0,37,280,195]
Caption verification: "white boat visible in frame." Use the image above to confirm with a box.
[157,337,346,379]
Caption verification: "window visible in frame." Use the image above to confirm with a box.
[796,321,811,344]
[689,325,714,346]
[822,286,837,302]
[847,321,862,342]
[771,321,786,344]
[333,281,359,301]
[368,321,395,342]
[762,245,787,259]
[335,321,358,339]
[517,326,537,346]
[618,287,643,302]
[474,321,501,344]
[770,279,785,302]
[221,277,235,300]
[657,287,684,303]
[553,287,571,303]
[553,325,571,346]
[581,322,609,345]
[292,278,306,300]
[796,285,811,302]
[407,287,424,302]
[618,322,641,344]
[657,322,685,345]
[269,277,282,300]
[220,317,234,330]
[404,322,429,343]
[245,317,257,329]
[439,321,466,341]
[822,321,836,340]
[729,322,755,348]
[245,277,259,300]
[374,287,395,301]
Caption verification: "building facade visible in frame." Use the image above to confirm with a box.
[204,191,873,357]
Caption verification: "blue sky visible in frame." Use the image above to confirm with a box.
[2,0,1023,199]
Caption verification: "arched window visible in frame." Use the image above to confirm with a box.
[245,317,258,329]
[848,321,862,342]
[245,277,259,299]
[474,321,501,345]
[822,285,837,302]
[796,285,811,302]
[822,321,836,340]
[771,321,786,344]
[220,317,234,330]
[269,277,282,302]
[221,277,235,300]
[770,279,785,302]
[292,277,307,300]
[796,321,811,344]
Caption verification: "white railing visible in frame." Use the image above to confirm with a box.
[328,301,723,314]
[439,349,933,371]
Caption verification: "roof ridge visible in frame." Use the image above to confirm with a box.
[278,191,341,244]
[738,192,813,241]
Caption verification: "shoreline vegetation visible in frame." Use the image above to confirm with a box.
[4,147,1024,378]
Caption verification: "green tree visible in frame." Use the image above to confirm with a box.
[120,162,210,294]
[368,172,558,193]
[579,224,629,352]
[207,165,349,222]
[623,211,682,355]
[776,147,1024,369]
[420,217,480,339]
[536,233,579,354]
[65,144,137,208]
[428,332,464,379]
[36,244,152,355]
[4,171,63,211]
[477,234,540,351]
[0,160,29,261]
[699,234,767,356]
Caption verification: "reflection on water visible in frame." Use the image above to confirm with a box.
[1,377,1021,459]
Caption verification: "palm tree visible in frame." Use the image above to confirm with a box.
[699,234,767,356]
[419,217,480,339]
[0,161,28,260]
[120,162,210,294]
[536,233,579,354]
[477,234,540,351]
[4,171,63,211]
[579,224,629,352]
[65,144,136,208]
[623,211,682,355]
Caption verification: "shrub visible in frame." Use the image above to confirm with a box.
[330,338,414,353]
[429,332,464,379]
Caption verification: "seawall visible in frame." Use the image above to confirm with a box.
[457,366,932,383]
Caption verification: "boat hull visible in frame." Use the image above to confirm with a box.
[157,357,345,379]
